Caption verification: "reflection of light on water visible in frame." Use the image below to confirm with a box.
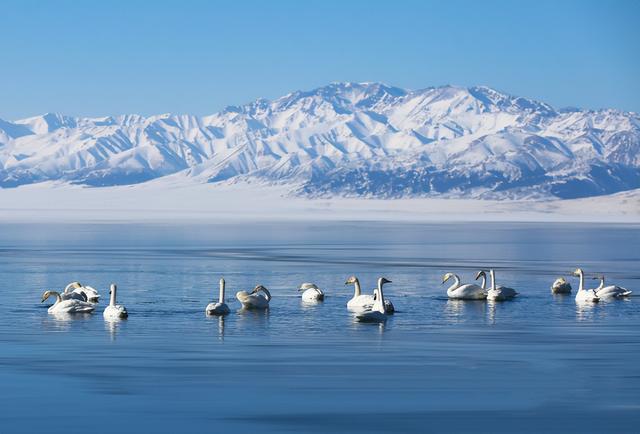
[104,317,126,341]
[236,307,270,331]
[42,312,92,331]
[444,299,486,323]
[487,300,496,324]
[575,300,598,321]
[300,299,322,310]
[205,313,226,341]
[552,293,572,302]
[217,316,225,341]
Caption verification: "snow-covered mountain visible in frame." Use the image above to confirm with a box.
[1,82,639,199]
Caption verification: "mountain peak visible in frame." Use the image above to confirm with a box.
[1,82,638,199]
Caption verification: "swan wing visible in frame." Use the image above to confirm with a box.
[450,284,486,300]
[596,285,632,298]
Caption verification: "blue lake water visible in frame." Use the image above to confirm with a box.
[0,221,639,433]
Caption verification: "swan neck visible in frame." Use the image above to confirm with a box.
[490,270,496,291]
[578,271,584,291]
[109,284,117,306]
[52,291,62,304]
[353,279,361,297]
[479,274,486,290]
[374,279,385,312]
[261,288,272,301]
[446,274,461,295]
[219,280,225,303]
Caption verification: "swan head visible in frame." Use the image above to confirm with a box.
[475,270,486,280]
[345,276,358,285]
[572,268,583,277]
[442,273,455,284]
[251,285,267,294]
[378,277,392,285]
[220,277,225,286]
[299,282,318,291]
[41,290,59,303]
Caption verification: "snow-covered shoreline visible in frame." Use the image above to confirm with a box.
[1,183,638,224]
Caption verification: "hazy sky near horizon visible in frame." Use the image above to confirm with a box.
[1,0,638,119]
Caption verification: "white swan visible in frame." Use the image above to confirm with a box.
[299,283,324,302]
[551,277,572,294]
[60,282,88,301]
[41,290,95,314]
[592,275,632,299]
[206,278,230,315]
[103,284,128,319]
[236,285,271,310]
[64,281,100,303]
[485,269,518,301]
[443,273,487,300]
[572,268,599,303]
[356,277,392,322]
[345,276,394,312]
[475,270,487,289]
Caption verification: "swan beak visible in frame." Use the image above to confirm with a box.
[344,280,350,285]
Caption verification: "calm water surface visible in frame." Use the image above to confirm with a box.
[0,222,639,433]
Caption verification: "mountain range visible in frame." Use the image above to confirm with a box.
[1,82,639,199]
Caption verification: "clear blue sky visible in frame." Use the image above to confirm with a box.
[1,0,638,119]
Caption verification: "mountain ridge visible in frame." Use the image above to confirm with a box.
[1,82,639,199]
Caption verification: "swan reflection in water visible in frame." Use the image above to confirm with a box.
[235,305,270,332]
[575,300,599,322]
[104,316,127,341]
[444,299,486,323]
[41,312,93,332]
[205,314,226,341]
[349,312,389,337]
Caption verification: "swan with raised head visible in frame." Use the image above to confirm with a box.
[485,269,518,301]
[345,276,394,312]
[41,290,95,314]
[206,278,230,315]
[299,283,324,302]
[443,273,487,300]
[64,281,100,303]
[572,268,599,303]
[236,285,271,310]
[103,284,128,319]
[592,275,632,299]
[551,277,572,294]
[356,278,392,322]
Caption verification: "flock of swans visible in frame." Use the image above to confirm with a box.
[40,268,633,323]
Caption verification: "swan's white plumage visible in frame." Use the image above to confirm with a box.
[42,291,95,314]
[299,283,324,302]
[206,278,230,315]
[593,276,632,299]
[443,273,487,300]
[236,285,271,310]
[486,269,518,301]
[356,278,392,323]
[573,269,599,303]
[551,277,572,294]
[345,276,393,312]
[64,281,100,303]
[103,284,128,319]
